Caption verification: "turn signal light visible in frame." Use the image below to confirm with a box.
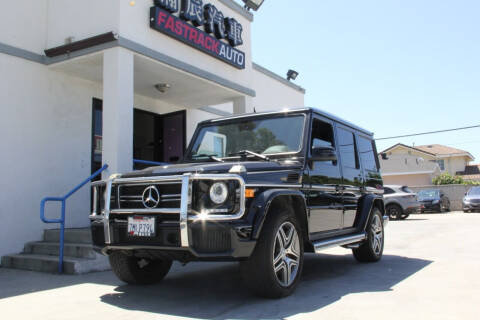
[245,188,255,198]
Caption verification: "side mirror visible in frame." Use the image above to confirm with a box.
[311,146,337,162]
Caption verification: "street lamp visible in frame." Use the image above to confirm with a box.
[241,0,265,11]
[286,69,299,81]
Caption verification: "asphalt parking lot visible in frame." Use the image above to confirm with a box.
[1,212,479,320]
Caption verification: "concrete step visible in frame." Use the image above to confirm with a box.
[43,228,92,244]
[1,253,110,274]
[24,242,97,259]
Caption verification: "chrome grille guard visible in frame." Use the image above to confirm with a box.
[90,173,246,247]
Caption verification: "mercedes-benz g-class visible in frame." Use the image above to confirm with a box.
[90,107,387,298]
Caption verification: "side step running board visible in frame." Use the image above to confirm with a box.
[313,232,367,253]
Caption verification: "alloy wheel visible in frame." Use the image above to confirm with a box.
[370,215,383,255]
[272,221,300,287]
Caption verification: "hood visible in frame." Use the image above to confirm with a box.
[121,160,304,178]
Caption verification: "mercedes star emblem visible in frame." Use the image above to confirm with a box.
[142,185,160,208]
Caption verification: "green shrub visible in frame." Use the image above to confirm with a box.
[432,173,480,185]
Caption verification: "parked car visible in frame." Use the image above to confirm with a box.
[418,189,450,213]
[90,107,388,298]
[463,186,480,213]
[383,185,420,220]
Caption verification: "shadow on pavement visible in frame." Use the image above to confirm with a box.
[0,268,119,300]
[100,253,432,319]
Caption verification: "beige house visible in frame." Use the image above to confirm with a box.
[379,144,475,186]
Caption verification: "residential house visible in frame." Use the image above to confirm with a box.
[457,164,480,182]
[379,143,475,186]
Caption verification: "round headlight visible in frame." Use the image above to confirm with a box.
[209,182,228,204]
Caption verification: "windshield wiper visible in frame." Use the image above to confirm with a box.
[191,154,223,162]
[229,150,271,161]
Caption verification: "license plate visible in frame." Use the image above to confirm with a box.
[127,216,155,237]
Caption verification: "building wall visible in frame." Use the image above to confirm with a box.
[0,53,100,257]
[118,0,253,91]
[0,0,48,53]
[46,0,120,49]
[443,156,469,176]
[382,174,433,187]
[252,68,305,111]
[386,146,470,176]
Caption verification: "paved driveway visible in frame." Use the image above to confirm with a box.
[1,212,479,319]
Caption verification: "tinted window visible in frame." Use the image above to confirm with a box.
[384,187,395,194]
[311,118,336,165]
[401,186,413,193]
[337,128,359,169]
[358,136,378,172]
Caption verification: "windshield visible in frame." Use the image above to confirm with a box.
[418,190,439,198]
[187,115,305,160]
[467,187,480,196]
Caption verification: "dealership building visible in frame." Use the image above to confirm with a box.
[0,0,305,259]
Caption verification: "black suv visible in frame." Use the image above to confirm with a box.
[90,108,387,298]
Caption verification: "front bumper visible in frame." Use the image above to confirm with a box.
[463,202,480,211]
[90,173,256,261]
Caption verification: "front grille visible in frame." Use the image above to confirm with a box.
[113,183,181,209]
[470,199,480,204]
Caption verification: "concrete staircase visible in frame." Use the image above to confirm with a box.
[1,228,110,274]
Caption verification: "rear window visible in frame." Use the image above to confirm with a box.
[401,186,413,193]
[384,187,395,195]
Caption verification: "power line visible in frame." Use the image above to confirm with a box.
[376,124,480,141]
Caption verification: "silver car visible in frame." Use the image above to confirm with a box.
[383,185,421,220]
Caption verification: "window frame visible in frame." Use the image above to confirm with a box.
[336,126,360,170]
[308,116,338,166]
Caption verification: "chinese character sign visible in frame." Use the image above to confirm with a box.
[154,0,179,13]
[204,4,225,39]
[181,0,204,26]
[225,18,243,47]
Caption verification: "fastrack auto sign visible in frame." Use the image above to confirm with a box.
[150,0,245,69]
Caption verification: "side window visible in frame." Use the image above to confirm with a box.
[337,128,359,169]
[358,136,379,172]
[310,118,336,165]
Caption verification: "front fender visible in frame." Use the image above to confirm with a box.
[250,189,307,240]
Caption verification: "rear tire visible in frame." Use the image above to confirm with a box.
[353,208,384,263]
[109,251,172,285]
[240,208,304,299]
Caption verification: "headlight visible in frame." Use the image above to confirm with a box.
[463,198,470,203]
[209,182,228,204]
[432,200,440,204]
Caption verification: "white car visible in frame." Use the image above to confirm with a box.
[383,185,421,220]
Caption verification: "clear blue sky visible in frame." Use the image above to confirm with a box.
[244,0,480,162]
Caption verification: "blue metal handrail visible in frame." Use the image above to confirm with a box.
[133,159,168,167]
[40,164,108,273]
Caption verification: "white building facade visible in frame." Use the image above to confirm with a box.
[0,0,305,258]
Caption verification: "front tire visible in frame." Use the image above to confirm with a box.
[109,251,172,285]
[353,208,384,263]
[240,209,304,299]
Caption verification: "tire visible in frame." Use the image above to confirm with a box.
[108,251,172,285]
[240,208,304,299]
[386,204,403,220]
[353,208,384,263]
[400,213,410,220]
